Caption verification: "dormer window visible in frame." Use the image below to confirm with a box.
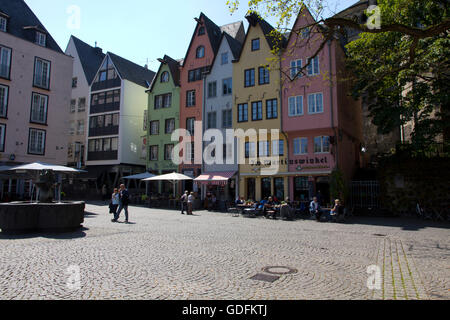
[161,71,169,83]
[0,16,7,32]
[196,46,205,59]
[198,26,205,36]
[35,31,46,47]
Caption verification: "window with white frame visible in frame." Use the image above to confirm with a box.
[164,144,174,160]
[186,90,196,107]
[196,46,205,59]
[0,45,11,79]
[149,145,158,161]
[222,109,232,128]
[0,124,5,152]
[165,118,175,134]
[207,112,216,129]
[35,32,46,46]
[0,84,8,117]
[290,59,302,79]
[258,141,270,157]
[70,99,76,113]
[293,137,308,155]
[77,120,84,135]
[245,141,256,158]
[272,140,284,156]
[34,57,50,89]
[30,93,48,124]
[150,121,159,135]
[314,136,330,153]
[161,71,169,83]
[186,117,195,135]
[288,96,303,117]
[0,17,7,32]
[28,128,46,155]
[308,93,323,114]
[207,81,217,98]
[221,52,229,65]
[78,97,86,112]
[185,142,194,161]
[307,56,320,76]
[222,78,232,95]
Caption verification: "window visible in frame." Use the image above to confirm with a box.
[252,101,263,121]
[251,38,260,51]
[150,121,159,135]
[258,66,270,85]
[293,138,308,155]
[301,27,310,39]
[78,98,86,112]
[186,90,196,107]
[185,142,195,161]
[198,26,205,35]
[290,60,302,79]
[288,96,303,117]
[94,55,118,83]
[188,67,208,82]
[222,109,232,128]
[149,146,158,161]
[314,136,330,153]
[161,71,169,83]
[113,113,119,126]
[272,140,284,156]
[165,144,174,160]
[155,93,172,109]
[154,95,163,109]
[34,57,51,89]
[0,123,5,152]
[35,32,46,46]
[165,118,175,134]
[77,120,85,135]
[238,103,248,122]
[258,141,270,157]
[196,46,205,59]
[143,110,148,131]
[222,78,232,95]
[72,77,78,88]
[186,118,195,135]
[207,81,217,98]
[266,99,278,119]
[28,128,46,155]
[207,112,216,129]
[244,69,255,87]
[0,17,7,32]
[0,45,11,79]
[308,93,324,114]
[221,52,229,65]
[30,93,48,124]
[70,99,76,113]
[307,56,320,76]
[245,142,256,158]
[0,84,8,117]
[104,114,112,127]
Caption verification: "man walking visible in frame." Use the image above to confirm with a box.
[180,191,189,215]
[112,184,130,223]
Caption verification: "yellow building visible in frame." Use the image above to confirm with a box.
[232,13,289,201]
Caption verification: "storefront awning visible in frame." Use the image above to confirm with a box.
[194,171,236,186]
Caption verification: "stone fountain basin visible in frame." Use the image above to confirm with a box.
[0,201,85,232]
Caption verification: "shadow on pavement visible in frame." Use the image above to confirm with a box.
[342,217,450,231]
[0,227,89,240]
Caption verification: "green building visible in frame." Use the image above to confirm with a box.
[146,55,181,195]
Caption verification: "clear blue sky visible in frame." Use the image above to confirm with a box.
[24,0,359,72]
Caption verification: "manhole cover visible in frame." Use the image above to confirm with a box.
[250,273,280,283]
[262,266,298,275]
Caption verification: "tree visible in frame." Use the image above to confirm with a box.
[226,0,450,150]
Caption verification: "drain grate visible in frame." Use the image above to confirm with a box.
[250,273,280,283]
[262,266,298,275]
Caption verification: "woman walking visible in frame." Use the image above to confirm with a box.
[110,188,120,215]
[187,192,195,215]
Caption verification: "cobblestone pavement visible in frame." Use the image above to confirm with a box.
[0,203,448,300]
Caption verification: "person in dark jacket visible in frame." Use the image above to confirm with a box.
[112,184,130,223]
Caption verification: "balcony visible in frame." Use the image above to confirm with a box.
[88,151,118,161]
[90,102,120,114]
[89,125,119,137]
[91,78,121,92]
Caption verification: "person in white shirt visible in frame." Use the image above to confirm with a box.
[187,192,195,215]
[310,197,323,222]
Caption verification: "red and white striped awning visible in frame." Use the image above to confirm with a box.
[194,171,237,185]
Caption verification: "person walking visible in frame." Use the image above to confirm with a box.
[180,191,189,215]
[109,188,120,215]
[187,192,195,215]
[310,197,322,222]
[112,184,130,223]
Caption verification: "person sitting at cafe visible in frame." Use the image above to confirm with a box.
[310,197,323,222]
[264,197,277,219]
[330,199,344,220]
[235,196,244,206]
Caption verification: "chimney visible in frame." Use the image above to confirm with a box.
[93,41,103,54]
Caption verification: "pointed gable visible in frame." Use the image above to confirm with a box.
[148,55,181,92]
[70,36,105,84]
[108,52,156,88]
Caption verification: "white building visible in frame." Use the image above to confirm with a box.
[198,30,244,202]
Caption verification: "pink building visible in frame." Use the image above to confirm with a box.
[0,0,73,200]
[281,7,363,204]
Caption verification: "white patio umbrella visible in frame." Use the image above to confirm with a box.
[7,162,85,202]
[142,172,193,198]
[123,172,156,194]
